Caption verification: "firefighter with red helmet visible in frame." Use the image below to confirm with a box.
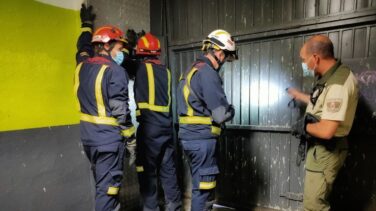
[74,5,135,210]
[134,33,182,210]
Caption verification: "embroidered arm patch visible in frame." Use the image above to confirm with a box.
[326,98,342,113]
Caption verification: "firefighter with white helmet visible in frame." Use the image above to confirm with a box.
[177,29,237,210]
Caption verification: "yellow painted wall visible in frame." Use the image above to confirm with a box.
[0,0,81,131]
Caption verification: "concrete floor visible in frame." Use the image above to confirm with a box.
[182,197,278,211]
[213,205,278,211]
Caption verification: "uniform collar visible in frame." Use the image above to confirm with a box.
[89,54,116,64]
[144,58,161,65]
[197,55,215,70]
[88,54,113,64]
[101,54,116,64]
[316,59,341,85]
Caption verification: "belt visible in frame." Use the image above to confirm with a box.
[310,136,348,151]
[179,116,221,136]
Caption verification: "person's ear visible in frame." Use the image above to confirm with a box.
[313,54,320,65]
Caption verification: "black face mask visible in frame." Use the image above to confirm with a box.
[217,60,225,71]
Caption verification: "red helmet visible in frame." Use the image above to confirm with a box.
[136,33,161,56]
[92,25,127,44]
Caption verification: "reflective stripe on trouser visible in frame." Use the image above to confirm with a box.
[303,145,348,211]
[181,139,219,211]
[136,123,181,211]
[83,142,125,211]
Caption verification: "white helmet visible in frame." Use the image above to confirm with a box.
[202,29,238,61]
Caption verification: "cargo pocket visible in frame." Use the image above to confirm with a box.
[198,166,219,190]
[183,143,200,151]
[303,170,328,210]
[321,149,348,197]
[97,143,119,153]
[107,170,123,196]
[306,145,330,172]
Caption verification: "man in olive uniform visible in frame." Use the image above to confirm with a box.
[287,35,358,211]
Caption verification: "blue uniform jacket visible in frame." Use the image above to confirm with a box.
[134,59,172,128]
[177,55,234,140]
[75,29,134,146]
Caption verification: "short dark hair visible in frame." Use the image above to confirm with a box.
[94,43,105,54]
[306,35,334,59]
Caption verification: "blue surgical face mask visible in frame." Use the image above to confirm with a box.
[302,56,315,77]
[112,51,124,65]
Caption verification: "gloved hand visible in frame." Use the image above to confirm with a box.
[80,4,96,28]
[305,113,320,124]
[125,138,136,166]
[291,117,308,139]
[291,113,319,139]
[137,30,146,40]
[228,104,235,116]
[126,29,137,49]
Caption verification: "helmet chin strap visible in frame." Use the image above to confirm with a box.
[209,50,224,71]
[101,42,115,57]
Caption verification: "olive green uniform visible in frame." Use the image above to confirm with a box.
[303,60,359,211]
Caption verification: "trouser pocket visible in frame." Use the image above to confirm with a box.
[107,170,123,196]
[198,166,219,190]
[303,170,330,211]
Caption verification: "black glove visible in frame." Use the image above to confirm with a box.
[80,4,96,28]
[125,138,136,166]
[291,113,319,139]
[126,29,137,49]
[291,117,308,139]
[305,113,320,124]
[228,104,235,113]
[137,30,146,40]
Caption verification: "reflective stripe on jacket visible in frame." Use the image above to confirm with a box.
[177,55,231,140]
[75,29,134,146]
[134,60,172,128]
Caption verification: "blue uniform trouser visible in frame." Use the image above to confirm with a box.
[83,141,125,211]
[136,123,181,211]
[181,139,219,211]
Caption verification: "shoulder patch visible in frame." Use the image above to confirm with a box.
[326,98,343,113]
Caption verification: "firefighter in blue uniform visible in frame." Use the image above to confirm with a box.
[134,33,182,211]
[74,5,136,211]
[177,29,237,211]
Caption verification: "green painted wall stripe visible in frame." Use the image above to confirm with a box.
[0,0,81,131]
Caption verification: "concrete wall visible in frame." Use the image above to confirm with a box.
[88,0,150,33]
[0,0,81,132]
[0,0,149,210]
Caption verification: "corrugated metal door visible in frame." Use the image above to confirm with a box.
[151,0,376,210]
